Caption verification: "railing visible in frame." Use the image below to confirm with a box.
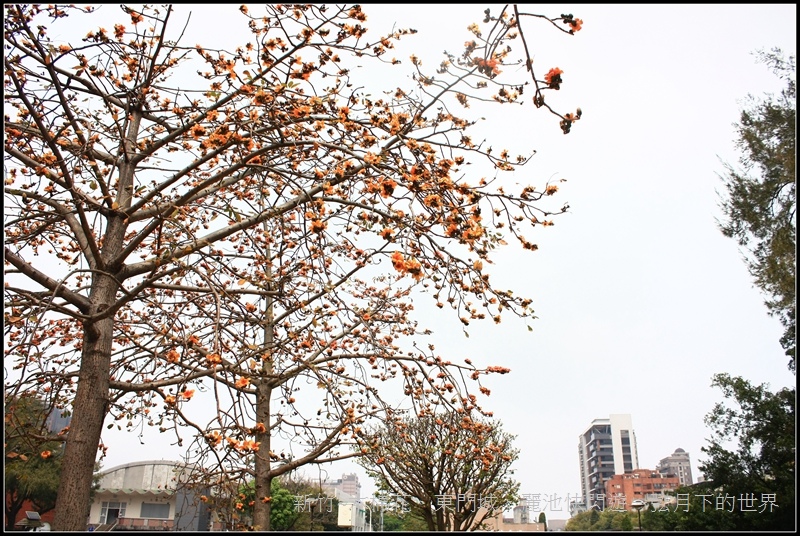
[114,517,175,530]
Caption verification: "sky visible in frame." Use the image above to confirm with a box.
[40,3,796,517]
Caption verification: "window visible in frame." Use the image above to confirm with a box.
[141,502,171,519]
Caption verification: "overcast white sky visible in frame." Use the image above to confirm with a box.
[79,3,796,516]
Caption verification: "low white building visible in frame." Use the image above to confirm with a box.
[88,460,210,531]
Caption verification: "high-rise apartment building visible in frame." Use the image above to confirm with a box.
[577,414,639,509]
[656,448,693,487]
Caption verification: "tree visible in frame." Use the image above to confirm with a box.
[4,4,582,530]
[369,506,428,532]
[565,508,633,531]
[215,475,344,531]
[698,373,795,530]
[265,479,304,531]
[3,396,65,531]
[717,49,796,371]
[538,510,547,530]
[641,487,739,532]
[358,411,520,531]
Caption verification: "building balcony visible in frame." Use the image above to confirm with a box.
[112,517,175,530]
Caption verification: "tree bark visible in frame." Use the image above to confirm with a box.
[252,271,274,531]
[51,282,115,530]
[52,111,140,530]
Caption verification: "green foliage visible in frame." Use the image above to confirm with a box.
[370,507,428,532]
[268,479,303,531]
[718,48,796,371]
[641,488,739,531]
[4,395,65,530]
[231,477,344,531]
[642,374,794,531]
[565,508,634,531]
[698,373,795,530]
[538,510,547,529]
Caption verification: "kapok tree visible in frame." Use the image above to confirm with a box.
[4,4,582,530]
[358,411,520,531]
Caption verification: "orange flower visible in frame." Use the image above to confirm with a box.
[164,395,177,405]
[380,179,397,198]
[390,251,423,280]
[239,439,260,452]
[311,219,327,234]
[423,194,442,208]
[391,251,406,271]
[474,56,501,76]
[544,68,563,89]
[182,389,195,400]
[380,228,394,240]
[40,450,53,459]
[207,431,222,447]
[363,152,381,166]
[235,377,250,388]
[569,18,583,32]
[165,349,180,363]
[206,353,222,365]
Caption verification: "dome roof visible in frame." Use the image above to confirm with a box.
[97,460,184,493]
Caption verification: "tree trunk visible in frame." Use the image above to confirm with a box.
[51,286,115,530]
[51,111,139,530]
[252,381,272,530]
[6,492,23,532]
[252,276,274,531]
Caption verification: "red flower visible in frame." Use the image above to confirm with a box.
[544,68,563,89]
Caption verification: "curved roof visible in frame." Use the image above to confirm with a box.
[98,460,184,493]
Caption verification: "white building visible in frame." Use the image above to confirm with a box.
[577,414,639,510]
[88,460,210,531]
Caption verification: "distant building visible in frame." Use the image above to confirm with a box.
[604,468,680,510]
[480,502,545,532]
[657,447,694,487]
[45,407,71,436]
[88,460,210,531]
[335,500,370,532]
[577,414,639,510]
[321,473,361,501]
